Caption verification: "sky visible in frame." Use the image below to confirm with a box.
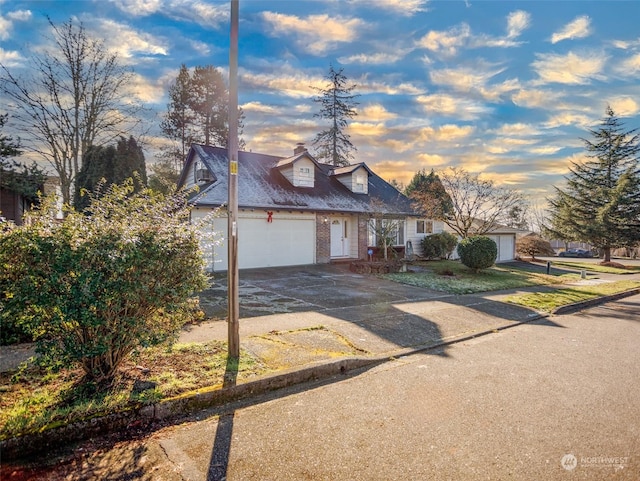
[1,0,640,203]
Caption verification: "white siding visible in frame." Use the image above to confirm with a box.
[280,158,315,188]
[336,167,368,194]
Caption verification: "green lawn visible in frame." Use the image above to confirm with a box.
[0,341,266,440]
[549,260,640,274]
[383,260,580,294]
[505,280,640,312]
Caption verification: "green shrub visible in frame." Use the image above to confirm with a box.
[0,180,210,382]
[420,232,458,260]
[457,236,497,271]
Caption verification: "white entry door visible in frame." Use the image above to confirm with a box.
[330,218,348,257]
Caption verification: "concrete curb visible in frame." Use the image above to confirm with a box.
[551,287,640,315]
[1,289,637,461]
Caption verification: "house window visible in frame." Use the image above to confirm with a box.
[368,219,405,246]
[300,167,310,174]
[417,220,433,234]
[355,175,365,192]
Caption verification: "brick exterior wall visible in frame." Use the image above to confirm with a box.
[357,214,369,260]
[316,214,331,263]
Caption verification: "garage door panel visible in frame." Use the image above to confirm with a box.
[238,217,315,269]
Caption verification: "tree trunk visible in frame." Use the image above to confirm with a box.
[603,246,611,262]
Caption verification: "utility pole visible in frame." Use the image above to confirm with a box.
[227,0,240,359]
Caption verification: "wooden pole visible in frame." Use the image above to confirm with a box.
[227,0,240,359]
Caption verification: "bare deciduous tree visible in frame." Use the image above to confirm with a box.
[0,18,144,207]
[438,167,526,238]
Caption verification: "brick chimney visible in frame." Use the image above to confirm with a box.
[294,142,307,155]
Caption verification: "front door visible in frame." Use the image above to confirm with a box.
[330,218,348,257]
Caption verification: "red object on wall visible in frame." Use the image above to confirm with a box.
[267,211,273,223]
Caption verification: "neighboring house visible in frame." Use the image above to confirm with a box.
[418,220,522,263]
[0,176,62,225]
[178,143,418,271]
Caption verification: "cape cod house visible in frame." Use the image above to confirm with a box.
[178,143,423,271]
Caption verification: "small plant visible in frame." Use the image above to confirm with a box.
[457,236,497,272]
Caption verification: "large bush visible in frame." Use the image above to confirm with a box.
[420,232,458,259]
[457,236,497,271]
[0,180,209,382]
[516,234,555,260]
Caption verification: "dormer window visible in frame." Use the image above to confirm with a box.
[275,150,316,188]
[331,163,370,194]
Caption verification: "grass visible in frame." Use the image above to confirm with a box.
[547,259,640,274]
[383,260,581,294]
[0,341,267,440]
[505,280,640,312]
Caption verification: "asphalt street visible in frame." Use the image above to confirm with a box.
[8,293,639,480]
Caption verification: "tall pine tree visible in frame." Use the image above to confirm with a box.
[74,136,147,210]
[548,107,640,261]
[159,64,245,171]
[312,65,359,167]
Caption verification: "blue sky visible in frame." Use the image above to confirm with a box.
[1,0,639,203]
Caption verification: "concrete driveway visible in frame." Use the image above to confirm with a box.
[198,263,447,319]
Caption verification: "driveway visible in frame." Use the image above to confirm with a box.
[198,263,448,319]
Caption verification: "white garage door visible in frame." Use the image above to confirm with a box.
[239,216,315,269]
[202,213,316,271]
[489,235,515,262]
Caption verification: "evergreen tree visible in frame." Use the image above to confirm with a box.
[548,107,640,261]
[405,169,453,220]
[191,65,229,147]
[160,64,196,171]
[74,136,147,210]
[148,157,180,194]
[159,64,244,169]
[312,65,359,166]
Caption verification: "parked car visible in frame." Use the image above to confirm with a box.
[558,248,593,258]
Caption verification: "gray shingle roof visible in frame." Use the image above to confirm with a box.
[180,144,416,216]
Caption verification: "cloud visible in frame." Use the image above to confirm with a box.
[507,10,531,39]
[416,153,447,167]
[111,0,228,28]
[616,53,640,77]
[416,93,491,120]
[111,0,162,16]
[609,97,639,117]
[512,88,562,109]
[241,67,319,99]
[417,23,470,56]
[531,51,607,85]
[551,15,591,44]
[359,104,398,122]
[125,72,166,104]
[89,18,168,61]
[7,9,32,21]
[261,12,365,55]
[419,124,475,143]
[351,122,389,138]
[0,47,23,67]
[339,50,407,65]
[542,112,592,129]
[348,0,429,16]
[428,64,520,101]
[0,8,31,40]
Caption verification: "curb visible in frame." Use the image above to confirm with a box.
[551,287,640,315]
[2,290,638,461]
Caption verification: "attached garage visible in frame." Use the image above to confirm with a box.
[194,210,316,271]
